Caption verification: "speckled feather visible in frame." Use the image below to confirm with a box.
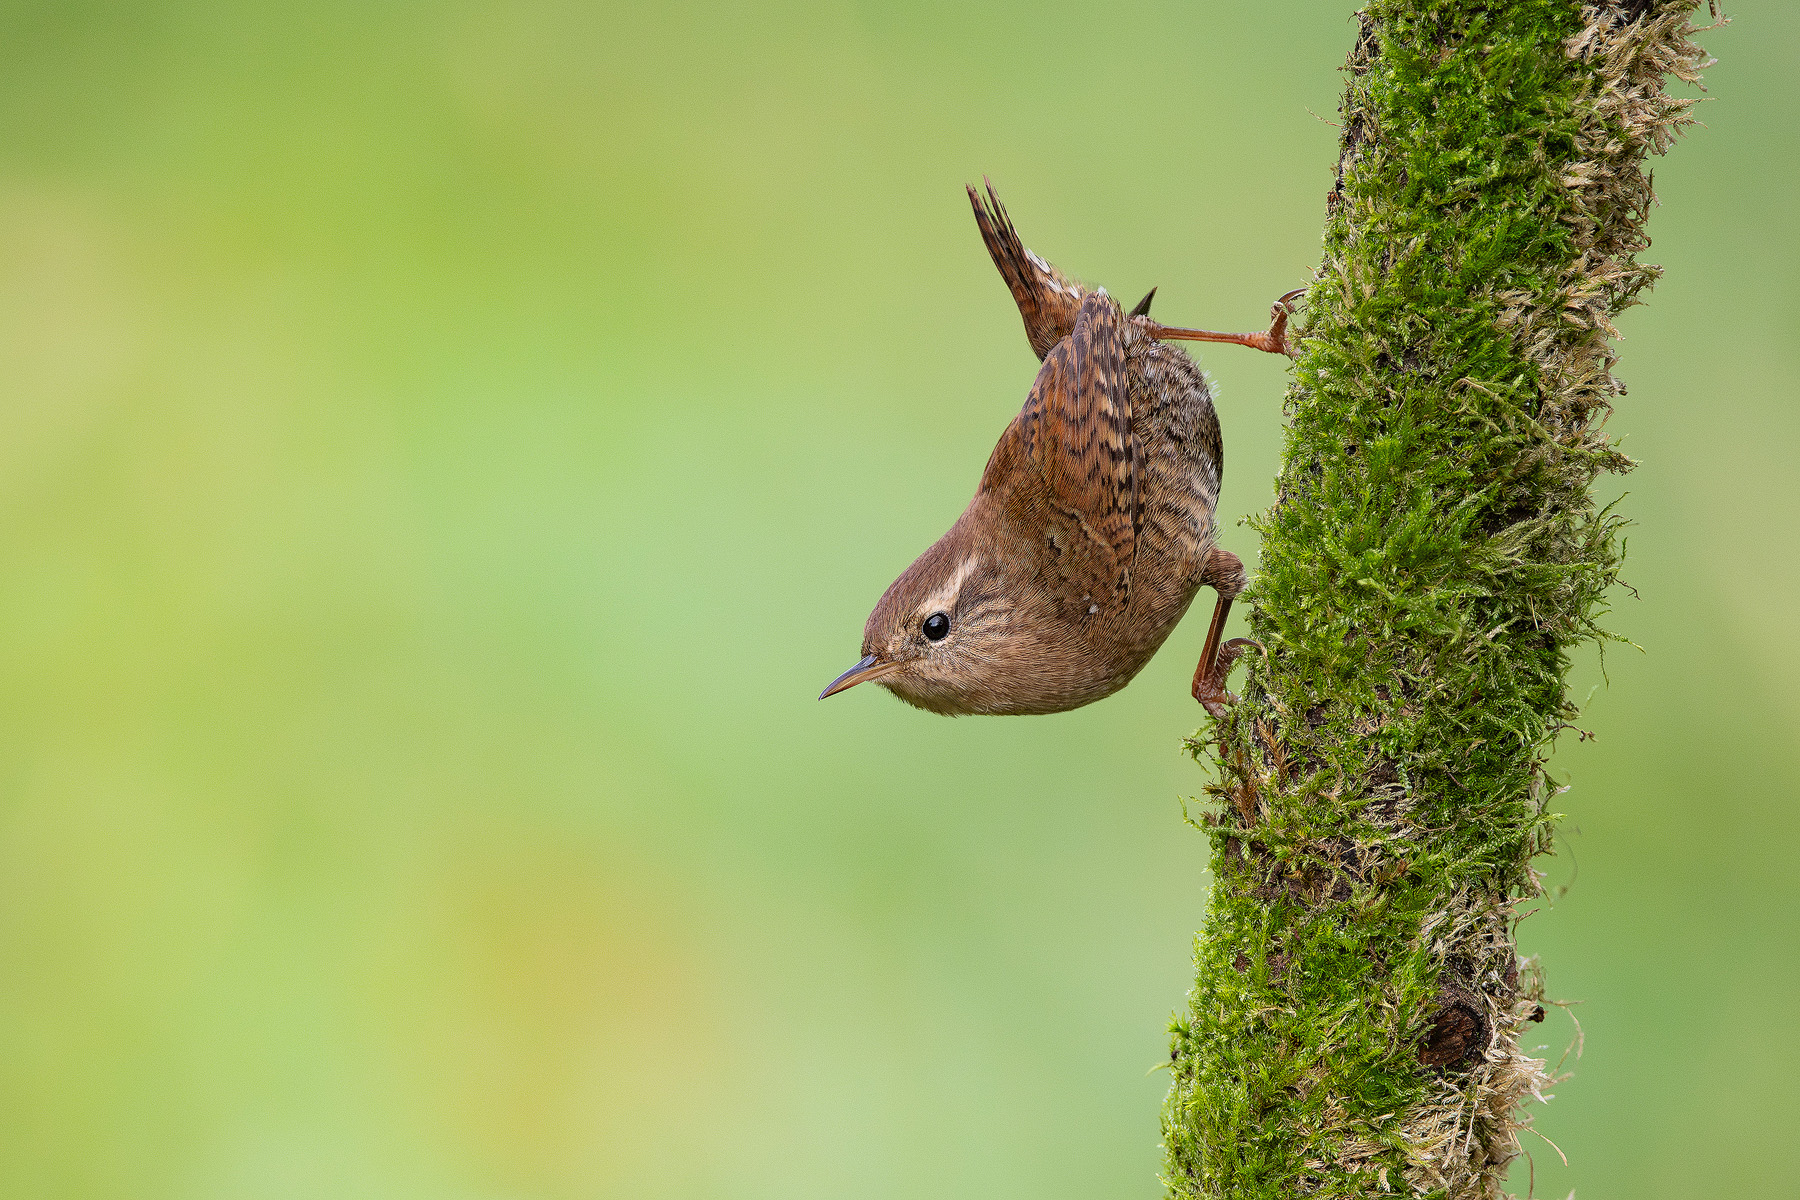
[982,291,1139,608]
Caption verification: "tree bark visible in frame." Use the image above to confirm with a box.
[1161,4,1718,1197]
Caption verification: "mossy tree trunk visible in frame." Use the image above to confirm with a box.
[1161,4,1717,1197]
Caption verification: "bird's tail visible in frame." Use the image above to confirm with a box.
[966,178,1087,361]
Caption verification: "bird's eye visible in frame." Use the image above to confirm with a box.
[922,612,950,641]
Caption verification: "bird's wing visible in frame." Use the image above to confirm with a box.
[967,180,1086,361]
[982,290,1138,608]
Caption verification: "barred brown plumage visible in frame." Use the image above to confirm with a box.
[820,182,1302,716]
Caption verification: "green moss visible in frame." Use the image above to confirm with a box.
[1162,4,1716,1197]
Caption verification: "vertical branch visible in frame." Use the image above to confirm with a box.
[1162,4,1719,1198]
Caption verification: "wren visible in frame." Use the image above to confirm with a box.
[821,181,1300,717]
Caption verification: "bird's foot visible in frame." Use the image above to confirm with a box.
[1192,637,1262,719]
[1144,288,1307,358]
[1263,288,1306,358]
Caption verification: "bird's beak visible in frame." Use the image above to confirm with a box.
[819,654,896,700]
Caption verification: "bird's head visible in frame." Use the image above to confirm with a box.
[820,523,1056,716]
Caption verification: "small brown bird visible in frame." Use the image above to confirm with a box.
[821,181,1299,717]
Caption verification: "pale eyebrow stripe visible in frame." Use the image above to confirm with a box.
[919,556,980,618]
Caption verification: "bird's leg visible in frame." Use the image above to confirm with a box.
[1192,548,1260,718]
[1145,288,1307,358]
[1192,601,1259,718]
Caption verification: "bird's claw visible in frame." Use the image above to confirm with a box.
[1266,289,1307,358]
[1194,638,1264,719]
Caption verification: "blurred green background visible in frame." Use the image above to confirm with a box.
[0,2,1789,1197]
